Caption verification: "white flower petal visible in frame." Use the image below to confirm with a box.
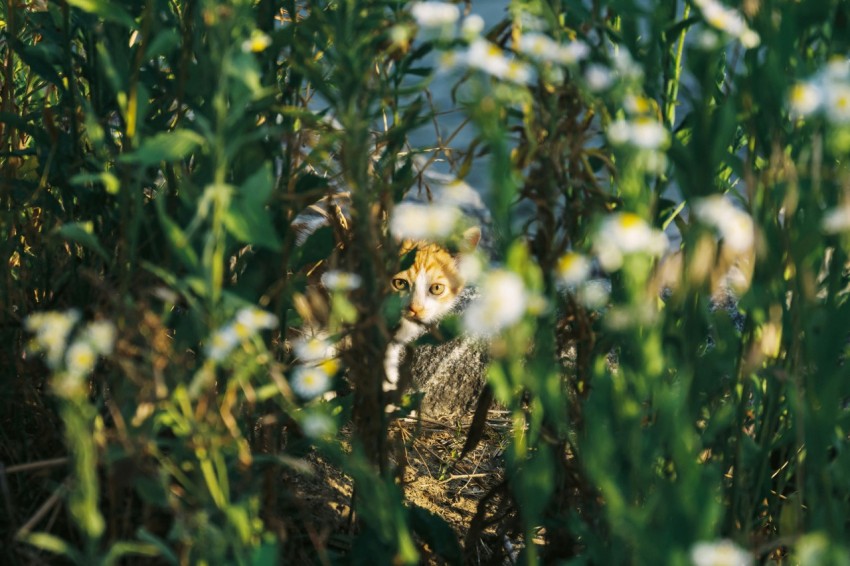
[463,270,527,336]
[556,252,591,287]
[690,539,752,566]
[292,335,336,363]
[594,213,668,271]
[321,270,363,291]
[390,202,461,241]
[291,365,332,399]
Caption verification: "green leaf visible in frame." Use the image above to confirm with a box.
[20,532,84,563]
[136,530,178,565]
[66,0,137,28]
[145,28,181,59]
[250,539,280,566]
[120,130,205,166]
[12,41,64,88]
[103,541,161,565]
[241,163,275,206]
[513,444,555,525]
[289,226,334,271]
[70,172,120,194]
[222,203,282,251]
[133,476,169,507]
[155,198,199,269]
[57,221,110,261]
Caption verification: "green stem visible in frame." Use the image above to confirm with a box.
[665,4,690,128]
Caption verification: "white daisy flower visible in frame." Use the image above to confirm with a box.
[464,38,534,85]
[321,269,363,291]
[389,24,415,48]
[236,307,278,331]
[641,150,669,175]
[25,309,81,369]
[624,95,653,115]
[606,119,632,146]
[696,29,721,50]
[630,117,669,150]
[207,325,240,361]
[516,33,559,60]
[612,49,644,81]
[606,118,669,150]
[594,212,668,271]
[300,412,336,439]
[823,58,850,83]
[466,39,507,77]
[690,539,752,566]
[516,34,590,67]
[695,0,759,48]
[824,83,850,123]
[577,279,611,309]
[410,1,459,41]
[788,82,823,117]
[290,365,332,399]
[693,196,754,253]
[558,40,590,65]
[241,31,272,53]
[460,14,484,39]
[437,49,465,72]
[390,202,461,241]
[822,205,850,234]
[740,29,760,49]
[504,59,533,85]
[463,270,528,336]
[699,0,745,34]
[556,252,591,287]
[83,320,117,355]
[65,340,97,377]
[457,252,485,283]
[584,64,613,91]
[292,335,336,363]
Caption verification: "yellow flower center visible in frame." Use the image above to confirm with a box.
[619,212,643,229]
[791,84,807,103]
[633,96,650,113]
[506,61,527,82]
[707,14,728,29]
[319,359,340,376]
[72,350,95,367]
[558,253,578,272]
[233,322,251,339]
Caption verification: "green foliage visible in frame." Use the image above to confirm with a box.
[5,0,850,564]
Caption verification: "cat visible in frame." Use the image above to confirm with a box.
[383,228,481,393]
[289,156,493,405]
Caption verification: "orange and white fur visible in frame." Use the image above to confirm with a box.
[383,228,480,393]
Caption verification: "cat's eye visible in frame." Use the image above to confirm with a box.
[429,283,445,296]
[392,278,409,291]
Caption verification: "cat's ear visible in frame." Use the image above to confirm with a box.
[459,226,481,253]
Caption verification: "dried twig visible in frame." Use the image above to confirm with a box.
[16,479,69,538]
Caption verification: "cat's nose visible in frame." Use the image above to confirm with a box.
[408,303,424,318]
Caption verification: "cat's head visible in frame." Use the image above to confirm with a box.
[390,227,481,325]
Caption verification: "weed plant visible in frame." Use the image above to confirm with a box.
[3,0,850,564]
